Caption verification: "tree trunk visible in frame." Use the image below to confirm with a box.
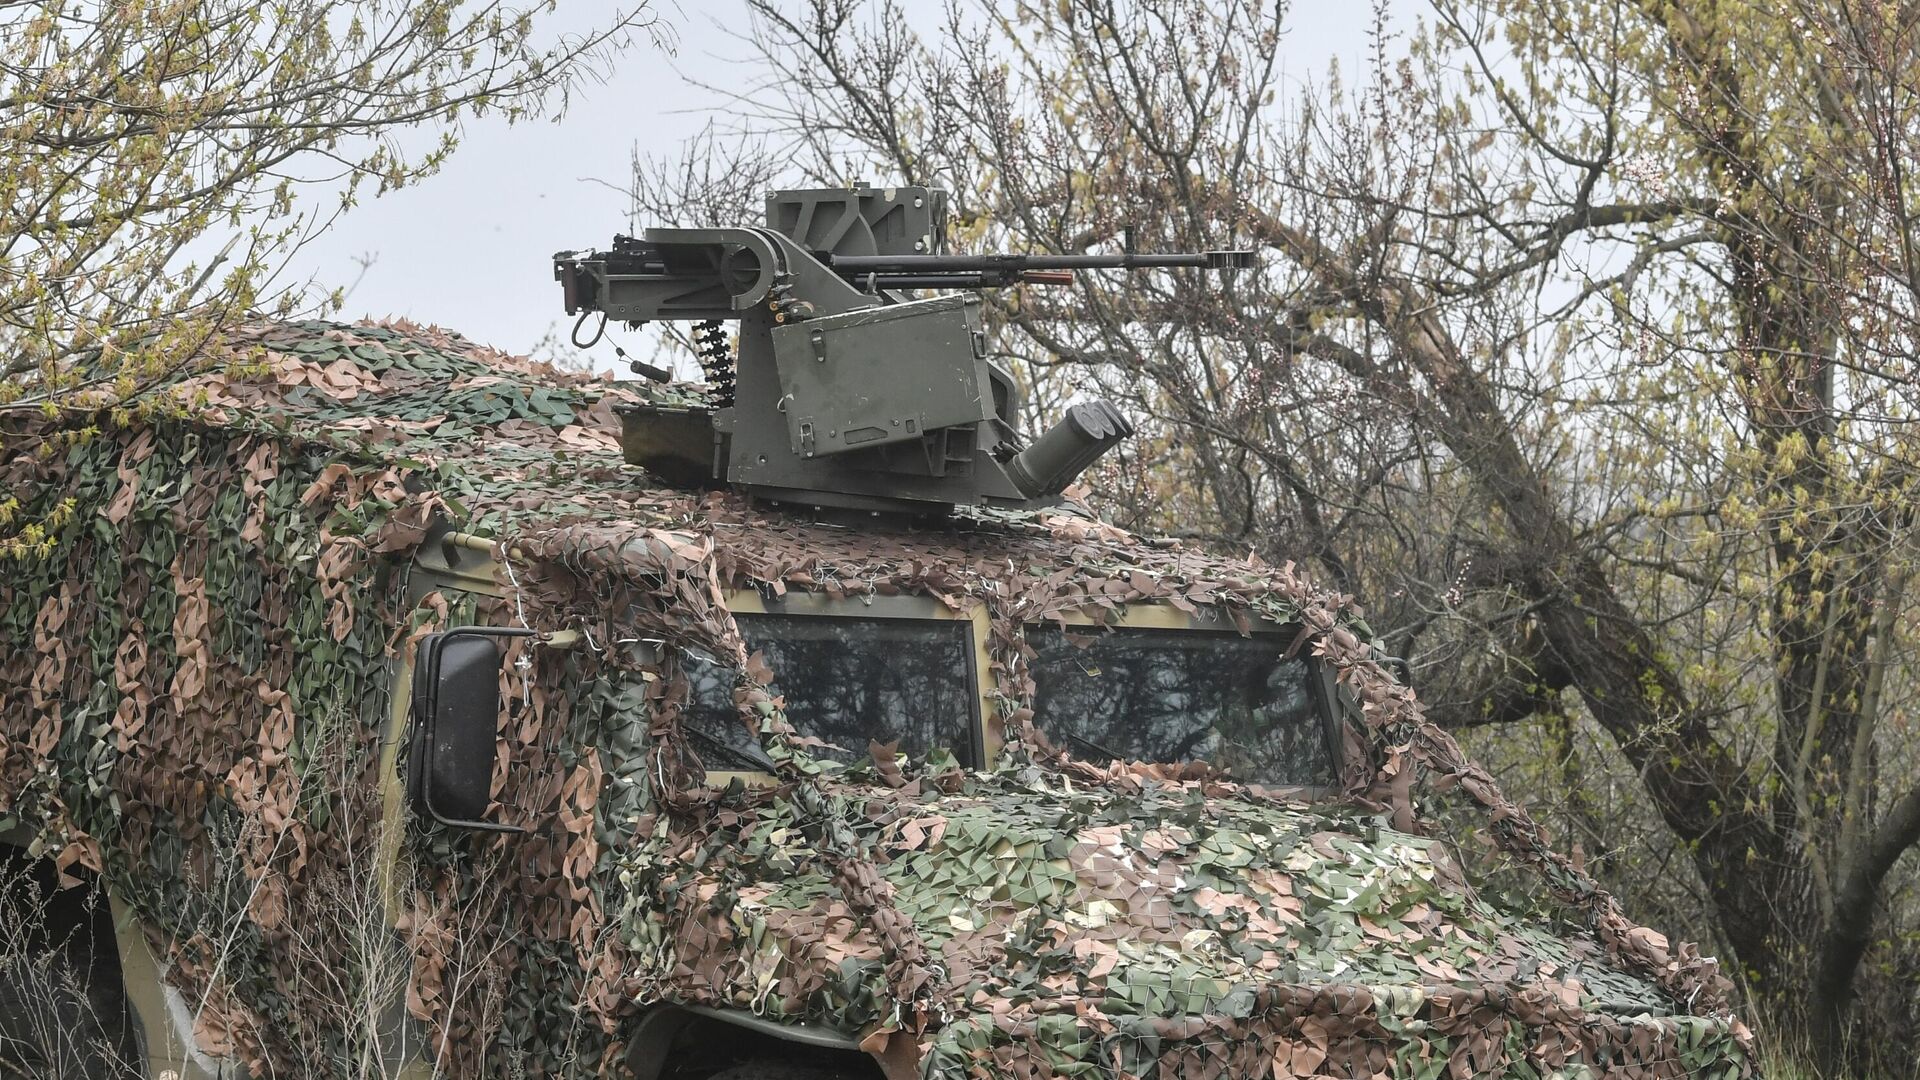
[1253,206,1804,1005]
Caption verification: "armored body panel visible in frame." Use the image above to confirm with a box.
[764,185,948,258]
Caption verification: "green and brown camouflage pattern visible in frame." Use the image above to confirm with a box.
[0,319,1754,1077]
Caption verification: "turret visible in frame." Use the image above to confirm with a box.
[553,185,1251,514]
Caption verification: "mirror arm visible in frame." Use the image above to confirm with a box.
[417,626,538,834]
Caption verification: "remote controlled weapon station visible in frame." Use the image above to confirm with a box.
[554,186,1253,513]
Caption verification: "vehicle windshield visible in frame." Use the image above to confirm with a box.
[683,613,978,771]
[1027,624,1335,787]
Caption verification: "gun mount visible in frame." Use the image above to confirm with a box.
[554,185,1252,514]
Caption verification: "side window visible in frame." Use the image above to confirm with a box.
[1026,625,1335,787]
[682,614,979,769]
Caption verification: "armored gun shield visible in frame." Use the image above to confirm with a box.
[770,294,994,459]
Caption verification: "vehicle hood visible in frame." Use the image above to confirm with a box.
[612,769,1749,1077]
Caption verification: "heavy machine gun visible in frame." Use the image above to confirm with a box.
[553,185,1252,514]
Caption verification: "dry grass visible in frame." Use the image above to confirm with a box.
[0,853,140,1079]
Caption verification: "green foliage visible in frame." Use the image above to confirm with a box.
[0,1,653,409]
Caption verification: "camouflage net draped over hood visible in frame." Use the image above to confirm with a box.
[0,319,1751,1078]
[508,497,1750,1079]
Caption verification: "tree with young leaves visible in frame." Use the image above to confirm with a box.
[0,0,651,416]
[640,0,1920,1069]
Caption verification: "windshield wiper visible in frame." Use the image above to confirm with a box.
[684,725,777,772]
[1066,732,1127,762]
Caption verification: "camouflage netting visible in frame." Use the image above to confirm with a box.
[0,319,1754,1078]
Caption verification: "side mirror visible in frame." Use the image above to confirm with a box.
[405,627,533,833]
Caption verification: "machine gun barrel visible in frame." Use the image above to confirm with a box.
[826,249,1252,284]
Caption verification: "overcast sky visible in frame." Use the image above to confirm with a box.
[280,1,1397,364]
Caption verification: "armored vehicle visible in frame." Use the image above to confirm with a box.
[0,188,1751,1079]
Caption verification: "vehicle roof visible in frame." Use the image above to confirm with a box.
[153,318,1408,644]
[157,318,1209,572]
